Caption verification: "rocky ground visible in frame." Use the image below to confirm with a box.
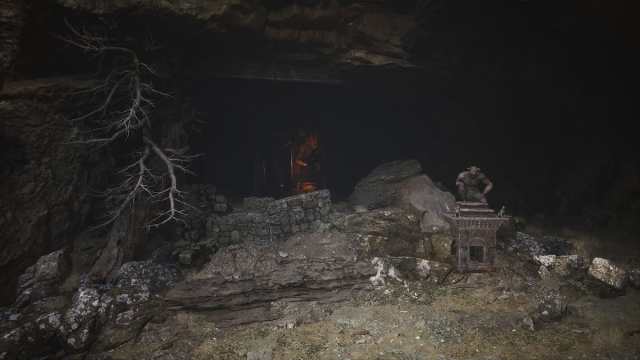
[2,161,640,360]
[100,244,640,360]
[5,237,639,360]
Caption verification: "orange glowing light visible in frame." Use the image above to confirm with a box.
[300,182,317,193]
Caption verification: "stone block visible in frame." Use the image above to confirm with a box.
[302,199,317,209]
[588,257,627,290]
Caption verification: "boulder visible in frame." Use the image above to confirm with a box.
[90,261,176,352]
[332,207,422,257]
[415,259,453,283]
[369,257,405,286]
[350,161,423,209]
[15,249,69,308]
[588,257,627,291]
[530,283,568,325]
[533,254,587,278]
[0,311,64,359]
[375,257,452,284]
[91,295,160,353]
[537,265,552,281]
[0,260,177,358]
[59,287,102,351]
[349,160,455,232]
[397,175,456,231]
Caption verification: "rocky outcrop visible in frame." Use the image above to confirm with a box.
[165,231,376,327]
[0,259,178,359]
[165,203,456,328]
[15,249,70,308]
[89,261,178,352]
[349,160,456,231]
[332,207,422,258]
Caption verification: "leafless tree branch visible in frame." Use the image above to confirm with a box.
[60,20,168,146]
[143,136,193,228]
[62,20,197,229]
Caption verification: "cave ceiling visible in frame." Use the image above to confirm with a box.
[50,0,419,83]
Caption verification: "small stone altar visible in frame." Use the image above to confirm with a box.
[443,202,510,272]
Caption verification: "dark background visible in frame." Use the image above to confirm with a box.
[13,0,639,229]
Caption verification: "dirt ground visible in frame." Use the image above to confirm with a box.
[189,281,640,360]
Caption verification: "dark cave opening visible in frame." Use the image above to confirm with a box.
[184,72,638,234]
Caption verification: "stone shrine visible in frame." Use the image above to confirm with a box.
[443,202,510,272]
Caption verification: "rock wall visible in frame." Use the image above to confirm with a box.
[207,190,332,246]
[0,0,26,89]
[0,78,105,304]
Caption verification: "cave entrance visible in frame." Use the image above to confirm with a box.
[188,78,340,200]
[187,74,438,201]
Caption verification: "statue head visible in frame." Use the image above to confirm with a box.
[467,166,481,176]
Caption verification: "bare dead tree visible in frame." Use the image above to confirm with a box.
[61,20,196,228]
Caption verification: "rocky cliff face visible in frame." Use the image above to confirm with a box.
[0,1,417,310]
[0,78,107,304]
[0,0,419,303]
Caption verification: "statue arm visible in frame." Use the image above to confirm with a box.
[455,173,465,193]
[482,178,493,195]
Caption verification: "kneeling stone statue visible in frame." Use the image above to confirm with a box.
[455,166,493,203]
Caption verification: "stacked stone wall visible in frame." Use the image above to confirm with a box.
[206,190,332,246]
